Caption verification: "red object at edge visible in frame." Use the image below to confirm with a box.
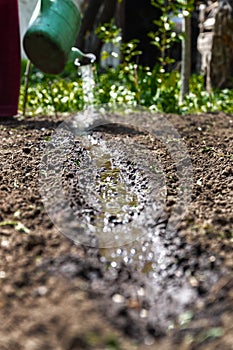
[0,0,21,117]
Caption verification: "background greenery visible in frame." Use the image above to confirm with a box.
[19,57,233,116]
[19,11,233,117]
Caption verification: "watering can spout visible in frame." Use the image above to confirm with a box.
[70,47,96,66]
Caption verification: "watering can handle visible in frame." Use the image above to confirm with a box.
[40,0,83,11]
[40,0,51,12]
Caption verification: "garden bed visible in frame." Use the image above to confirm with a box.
[0,112,232,350]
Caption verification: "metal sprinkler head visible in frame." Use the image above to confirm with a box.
[74,53,96,67]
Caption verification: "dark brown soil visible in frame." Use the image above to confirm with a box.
[0,112,232,350]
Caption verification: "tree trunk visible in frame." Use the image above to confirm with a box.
[210,1,233,89]
[76,0,103,50]
[197,0,233,90]
[180,14,191,103]
[76,0,117,59]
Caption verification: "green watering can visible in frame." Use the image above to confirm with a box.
[23,0,95,74]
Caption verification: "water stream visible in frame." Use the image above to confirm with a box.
[79,64,95,108]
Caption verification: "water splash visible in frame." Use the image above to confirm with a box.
[39,106,194,249]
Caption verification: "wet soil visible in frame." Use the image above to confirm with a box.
[0,112,232,350]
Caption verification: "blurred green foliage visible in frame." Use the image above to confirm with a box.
[19,12,233,116]
[19,58,233,116]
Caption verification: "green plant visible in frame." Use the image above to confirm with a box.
[19,64,233,116]
[19,20,233,116]
[19,62,84,116]
[148,0,194,70]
